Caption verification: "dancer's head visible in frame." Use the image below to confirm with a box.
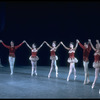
[69,42,74,49]
[10,41,14,47]
[84,42,88,48]
[52,41,56,47]
[32,43,36,49]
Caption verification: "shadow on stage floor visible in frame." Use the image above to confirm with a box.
[0,66,100,99]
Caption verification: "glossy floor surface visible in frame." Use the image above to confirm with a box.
[0,66,100,99]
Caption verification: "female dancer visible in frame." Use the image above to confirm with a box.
[88,39,100,89]
[61,40,79,81]
[45,41,61,78]
[25,41,45,76]
[78,40,91,85]
[0,40,25,75]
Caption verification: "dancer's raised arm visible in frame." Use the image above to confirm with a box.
[37,41,45,51]
[15,40,25,49]
[0,40,10,49]
[73,39,79,50]
[88,39,96,51]
[45,41,52,49]
[56,42,61,49]
[78,40,86,49]
[25,41,32,50]
[61,41,70,50]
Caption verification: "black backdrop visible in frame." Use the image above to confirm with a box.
[0,1,100,67]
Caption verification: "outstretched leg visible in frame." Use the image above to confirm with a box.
[9,57,15,75]
[54,60,58,78]
[92,68,99,89]
[73,63,77,80]
[67,63,73,81]
[48,60,54,78]
[83,61,89,84]
[34,61,37,76]
[31,61,35,76]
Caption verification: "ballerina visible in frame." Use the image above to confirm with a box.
[45,41,61,78]
[25,41,45,76]
[61,40,79,81]
[0,40,25,75]
[78,39,91,85]
[88,39,100,89]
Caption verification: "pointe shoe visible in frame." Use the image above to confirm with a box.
[10,72,13,75]
[35,72,37,76]
[67,78,69,82]
[74,76,77,80]
[56,73,58,78]
[48,74,50,78]
[87,79,90,84]
[83,81,87,85]
[31,73,33,76]
[91,83,95,89]
[31,74,33,76]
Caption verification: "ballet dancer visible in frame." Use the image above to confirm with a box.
[61,40,79,81]
[88,39,100,89]
[45,41,61,78]
[0,40,25,75]
[25,41,45,76]
[78,40,91,85]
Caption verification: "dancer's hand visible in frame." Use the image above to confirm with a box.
[88,39,91,42]
[43,41,47,44]
[44,41,47,44]
[44,41,48,45]
[0,40,3,43]
[60,41,63,44]
[23,40,26,43]
[76,39,79,43]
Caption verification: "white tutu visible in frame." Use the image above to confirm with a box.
[50,55,58,60]
[67,57,78,63]
[93,61,100,68]
[29,56,39,61]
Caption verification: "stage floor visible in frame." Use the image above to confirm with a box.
[0,66,100,99]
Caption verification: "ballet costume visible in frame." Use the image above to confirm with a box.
[29,49,39,76]
[92,50,100,89]
[79,42,91,84]
[48,49,58,78]
[1,42,24,75]
[67,49,78,81]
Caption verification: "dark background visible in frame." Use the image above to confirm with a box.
[0,1,100,67]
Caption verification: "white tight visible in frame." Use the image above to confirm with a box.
[92,67,100,86]
[67,63,76,80]
[9,56,15,74]
[83,61,89,82]
[48,60,58,77]
[31,61,37,74]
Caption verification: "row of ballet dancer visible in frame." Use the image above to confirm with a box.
[0,39,100,90]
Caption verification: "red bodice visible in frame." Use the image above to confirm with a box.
[51,50,55,56]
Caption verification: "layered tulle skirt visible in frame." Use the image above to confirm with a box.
[93,61,100,68]
[29,56,39,61]
[50,55,58,60]
[67,57,78,63]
